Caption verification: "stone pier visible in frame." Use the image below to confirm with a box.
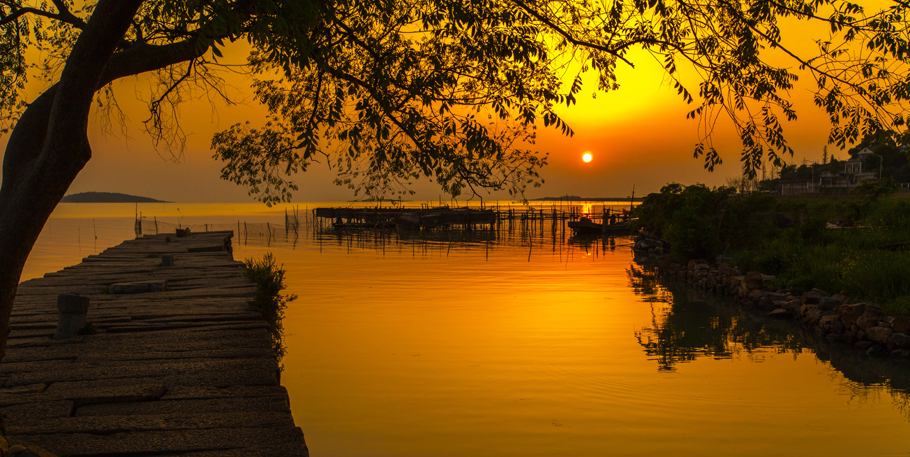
[1,231,307,456]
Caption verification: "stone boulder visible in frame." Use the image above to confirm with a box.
[866,326,894,345]
[890,316,910,334]
[837,303,866,327]
[818,296,842,311]
[891,333,910,349]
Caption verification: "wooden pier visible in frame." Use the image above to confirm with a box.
[314,203,635,231]
[0,231,307,456]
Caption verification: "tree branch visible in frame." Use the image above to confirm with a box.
[509,0,636,68]
[0,3,86,29]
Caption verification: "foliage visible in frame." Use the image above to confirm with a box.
[4,0,910,203]
[244,253,297,360]
[632,183,776,260]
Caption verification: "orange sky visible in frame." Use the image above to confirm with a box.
[0,13,858,203]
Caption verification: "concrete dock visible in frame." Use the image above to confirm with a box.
[0,231,307,456]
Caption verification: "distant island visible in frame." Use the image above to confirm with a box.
[61,192,168,203]
[531,195,642,202]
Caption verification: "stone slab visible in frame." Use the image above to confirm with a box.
[5,232,306,456]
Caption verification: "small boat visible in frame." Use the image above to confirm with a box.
[568,217,634,236]
[567,217,603,235]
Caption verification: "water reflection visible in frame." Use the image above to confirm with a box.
[627,261,910,414]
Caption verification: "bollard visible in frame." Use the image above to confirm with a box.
[161,255,174,266]
[54,294,90,339]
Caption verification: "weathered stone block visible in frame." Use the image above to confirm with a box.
[745,271,763,288]
[863,305,885,320]
[891,332,910,349]
[854,340,875,350]
[867,326,894,344]
[801,290,824,305]
[838,303,866,326]
[54,294,89,339]
[867,344,887,356]
[818,314,839,333]
[856,315,880,331]
[161,255,174,266]
[818,296,842,311]
[890,316,910,334]
[768,309,790,318]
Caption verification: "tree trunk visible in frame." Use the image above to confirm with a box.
[0,0,145,364]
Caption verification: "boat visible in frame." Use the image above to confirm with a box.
[568,216,634,236]
[567,217,603,235]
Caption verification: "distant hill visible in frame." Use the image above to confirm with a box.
[61,192,167,203]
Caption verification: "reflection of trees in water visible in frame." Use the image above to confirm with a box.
[628,263,804,371]
[819,342,910,419]
[628,262,910,417]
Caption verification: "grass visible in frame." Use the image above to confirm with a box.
[635,184,910,316]
[243,253,297,362]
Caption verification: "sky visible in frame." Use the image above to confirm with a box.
[0,9,861,203]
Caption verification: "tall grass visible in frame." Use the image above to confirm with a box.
[244,253,298,361]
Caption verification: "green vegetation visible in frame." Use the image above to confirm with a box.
[244,253,297,361]
[634,183,910,316]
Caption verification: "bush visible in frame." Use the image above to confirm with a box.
[244,253,297,360]
[635,186,910,315]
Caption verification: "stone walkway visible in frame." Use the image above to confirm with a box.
[1,231,308,456]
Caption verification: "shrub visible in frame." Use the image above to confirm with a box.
[244,253,297,361]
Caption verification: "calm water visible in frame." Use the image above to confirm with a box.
[22,203,910,456]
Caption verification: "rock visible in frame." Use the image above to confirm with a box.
[854,341,875,351]
[891,332,910,349]
[867,344,887,356]
[801,306,823,326]
[802,290,824,305]
[810,288,831,298]
[891,349,910,358]
[688,259,708,269]
[818,314,840,333]
[161,254,175,266]
[745,271,763,289]
[838,303,866,327]
[867,326,894,344]
[856,315,880,331]
[818,296,842,311]
[863,305,885,320]
[891,316,910,334]
[785,299,802,314]
[825,333,840,343]
[832,320,845,335]
[768,308,790,318]
[54,294,90,339]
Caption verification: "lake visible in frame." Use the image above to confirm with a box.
[21,202,910,456]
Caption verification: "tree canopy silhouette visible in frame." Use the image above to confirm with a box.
[1,0,909,362]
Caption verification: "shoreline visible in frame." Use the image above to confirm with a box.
[634,234,910,360]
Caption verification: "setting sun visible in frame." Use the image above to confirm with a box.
[582,152,593,163]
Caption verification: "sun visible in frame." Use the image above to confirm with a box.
[582,152,593,163]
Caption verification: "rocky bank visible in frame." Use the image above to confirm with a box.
[633,232,910,359]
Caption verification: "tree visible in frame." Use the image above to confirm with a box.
[1,0,909,363]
